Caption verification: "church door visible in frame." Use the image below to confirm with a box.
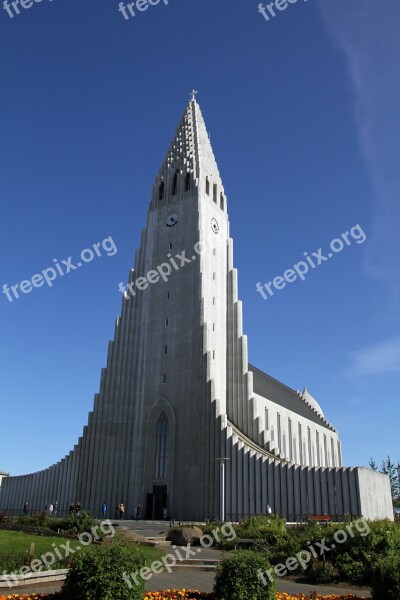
[153,485,167,519]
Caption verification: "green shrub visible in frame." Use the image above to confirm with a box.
[52,511,99,536]
[12,511,99,537]
[14,513,51,528]
[235,514,287,542]
[61,537,146,600]
[214,550,275,600]
[371,555,400,600]
[308,560,339,584]
[0,550,30,573]
[335,552,368,585]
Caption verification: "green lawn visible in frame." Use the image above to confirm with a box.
[0,530,78,555]
[0,530,162,573]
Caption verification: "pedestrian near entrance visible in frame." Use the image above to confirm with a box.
[102,502,107,519]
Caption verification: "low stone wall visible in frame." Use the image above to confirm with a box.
[0,567,68,590]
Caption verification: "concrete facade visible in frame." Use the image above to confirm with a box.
[0,472,9,490]
[0,99,393,521]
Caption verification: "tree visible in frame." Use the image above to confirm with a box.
[370,456,400,508]
[369,458,378,471]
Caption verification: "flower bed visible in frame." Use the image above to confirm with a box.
[143,592,367,600]
[0,596,49,600]
[0,593,367,600]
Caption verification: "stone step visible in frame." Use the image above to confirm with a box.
[179,559,220,565]
[170,564,217,572]
[150,541,172,546]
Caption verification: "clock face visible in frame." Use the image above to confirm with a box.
[165,212,179,227]
[211,218,219,234]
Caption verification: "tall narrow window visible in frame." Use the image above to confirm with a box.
[270,424,275,442]
[213,184,217,203]
[292,435,297,464]
[282,431,287,459]
[165,318,169,327]
[220,193,225,210]
[158,181,164,201]
[298,423,303,464]
[162,374,167,384]
[169,242,173,250]
[172,171,178,196]
[302,438,307,465]
[265,408,269,430]
[166,292,170,300]
[154,412,168,479]
[184,172,191,191]
[277,413,281,452]
[206,177,210,195]
[164,345,168,355]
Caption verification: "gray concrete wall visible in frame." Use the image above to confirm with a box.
[357,467,394,521]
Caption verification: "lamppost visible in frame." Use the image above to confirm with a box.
[397,463,400,512]
[216,458,230,523]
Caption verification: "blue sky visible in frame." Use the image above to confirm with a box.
[0,0,399,476]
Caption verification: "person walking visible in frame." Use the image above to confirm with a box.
[75,502,81,515]
[48,503,54,516]
[69,502,75,515]
[136,504,142,520]
[54,501,59,517]
[23,501,28,515]
[120,503,125,520]
[102,502,107,519]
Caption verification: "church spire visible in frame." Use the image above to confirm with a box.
[152,94,225,206]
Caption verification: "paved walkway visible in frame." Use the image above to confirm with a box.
[5,570,372,598]
[146,572,371,597]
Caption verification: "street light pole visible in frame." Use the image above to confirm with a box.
[216,458,230,523]
[397,463,400,507]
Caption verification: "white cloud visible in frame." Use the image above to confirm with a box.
[345,336,400,377]
[318,1,400,304]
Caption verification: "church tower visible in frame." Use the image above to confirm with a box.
[0,96,393,522]
[76,94,231,520]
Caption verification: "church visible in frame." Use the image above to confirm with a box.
[0,96,393,521]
